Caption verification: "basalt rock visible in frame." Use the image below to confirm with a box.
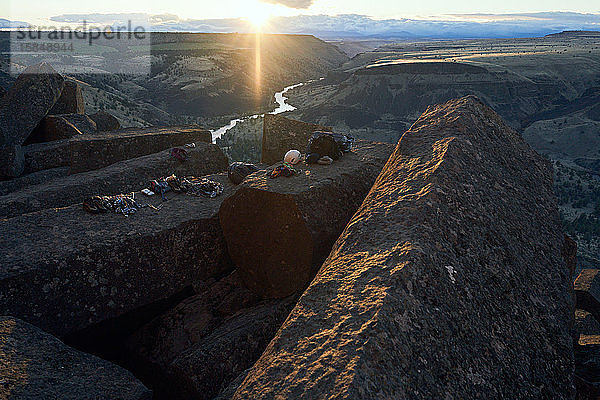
[23,139,72,173]
[575,342,600,399]
[49,79,85,115]
[0,63,64,147]
[261,114,332,165]
[69,126,212,174]
[575,269,600,322]
[219,141,394,299]
[0,316,151,400]
[90,110,121,131]
[0,144,25,179]
[575,309,600,345]
[127,271,260,387]
[0,167,69,196]
[231,96,574,399]
[0,142,229,218]
[0,173,234,337]
[27,113,97,143]
[168,297,296,400]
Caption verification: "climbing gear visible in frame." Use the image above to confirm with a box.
[181,177,224,198]
[184,143,196,149]
[151,175,224,198]
[228,162,259,185]
[83,194,143,217]
[284,150,302,165]
[269,162,298,179]
[170,147,188,161]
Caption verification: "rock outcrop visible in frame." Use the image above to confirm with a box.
[0,316,151,400]
[49,79,85,115]
[0,63,64,147]
[261,114,331,165]
[0,142,228,218]
[0,173,235,336]
[0,63,64,178]
[219,141,394,299]
[69,126,211,174]
[231,96,574,399]
[575,269,600,322]
[90,110,121,131]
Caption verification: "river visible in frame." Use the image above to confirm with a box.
[210,79,321,142]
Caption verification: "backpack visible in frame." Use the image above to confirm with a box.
[306,131,354,161]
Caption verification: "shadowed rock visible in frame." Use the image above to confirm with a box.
[168,297,296,400]
[0,63,64,147]
[0,173,235,337]
[22,139,71,173]
[575,309,600,345]
[126,271,260,388]
[90,110,121,131]
[0,167,69,196]
[0,316,151,400]
[261,114,331,165]
[575,341,600,399]
[0,141,228,218]
[69,125,212,174]
[0,144,25,179]
[575,269,600,322]
[27,114,97,143]
[231,96,574,399]
[219,141,394,299]
[49,79,84,115]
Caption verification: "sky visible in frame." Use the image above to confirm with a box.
[4,0,600,24]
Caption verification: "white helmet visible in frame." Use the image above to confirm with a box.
[284,150,302,165]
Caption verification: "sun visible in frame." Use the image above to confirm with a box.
[246,13,270,30]
[243,4,272,30]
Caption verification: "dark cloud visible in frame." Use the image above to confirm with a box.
[259,0,315,9]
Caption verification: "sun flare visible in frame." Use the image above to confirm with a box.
[243,2,273,30]
[245,12,270,30]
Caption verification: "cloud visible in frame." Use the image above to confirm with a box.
[42,12,600,39]
[259,0,315,9]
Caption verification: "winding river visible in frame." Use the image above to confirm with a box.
[210,79,321,142]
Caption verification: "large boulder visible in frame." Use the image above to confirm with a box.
[90,110,121,131]
[575,269,600,322]
[0,63,64,147]
[0,316,151,400]
[49,79,85,115]
[27,113,97,143]
[231,96,575,399]
[261,114,331,165]
[69,125,212,174]
[0,173,235,337]
[219,140,394,299]
[0,141,229,218]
